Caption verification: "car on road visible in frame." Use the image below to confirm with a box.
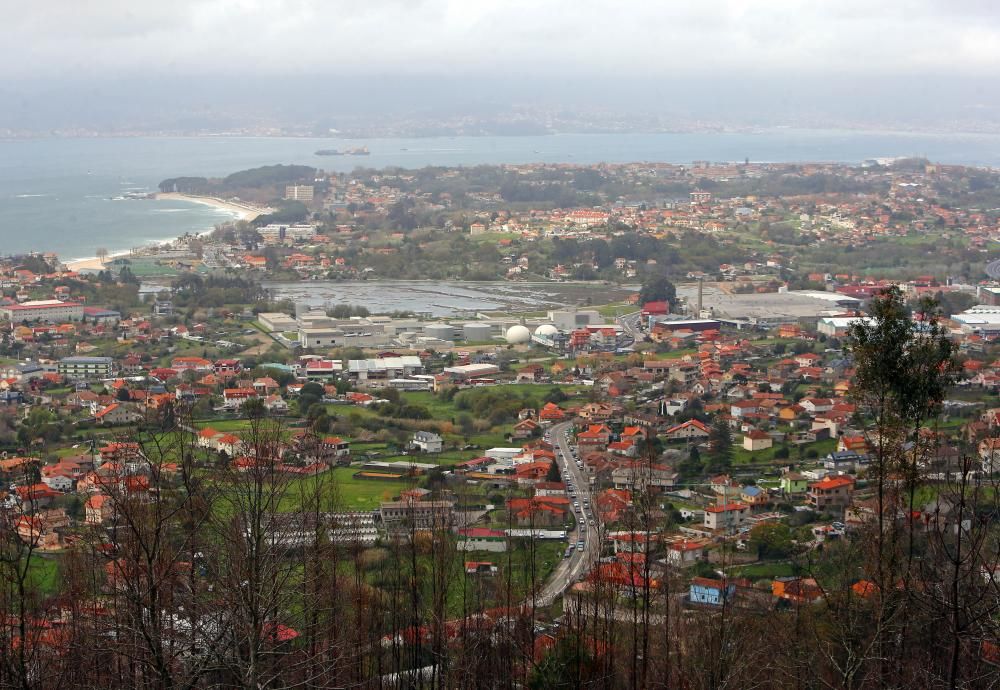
[576,540,585,549]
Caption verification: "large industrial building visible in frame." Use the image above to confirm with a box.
[347,356,425,383]
[952,306,1000,338]
[674,285,862,325]
[254,303,625,353]
[817,316,875,337]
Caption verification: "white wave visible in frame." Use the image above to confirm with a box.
[153,208,189,213]
[14,193,49,198]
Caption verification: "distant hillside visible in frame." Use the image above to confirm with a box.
[159,164,316,201]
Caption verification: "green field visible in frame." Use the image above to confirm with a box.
[595,302,634,317]
[198,384,587,506]
[283,466,416,511]
[728,560,798,580]
[27,555,61,596]
[194,418,254,432]
[732,437,836,465]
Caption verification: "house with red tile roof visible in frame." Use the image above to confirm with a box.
[170,356,213,371]
[772,577,823,605]
[222,388,258,409]
[577,424,612,445]
[742,429,773,452]
[85,494,114,525]
[538,402,566,422]
[663,418,710,441]
[15,483,62,509]
[506,496,569,527]
[808,476,855,512]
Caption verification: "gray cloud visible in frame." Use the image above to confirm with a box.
[1,0,998,78]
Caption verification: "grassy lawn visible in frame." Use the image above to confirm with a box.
[595,302,634,318]
[443,539,565,616]
[283,466,416,512]
[728,560,798,581]
[194,419,253,432]
[733,437,836,465]
[27,555,61,596]
[400,384,588,416]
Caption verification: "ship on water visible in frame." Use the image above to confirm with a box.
[315,146,370,156]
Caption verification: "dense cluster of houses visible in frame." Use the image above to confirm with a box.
[78,160,1000,284]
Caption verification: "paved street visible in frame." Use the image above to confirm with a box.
[617,310,643,340]
[532,421,599,607]
[987,258,1000,280]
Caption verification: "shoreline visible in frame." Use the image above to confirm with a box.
[153,192,268,221]
[65,194,270,272]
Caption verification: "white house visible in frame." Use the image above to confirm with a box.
[222,388,258,409]
[665,538,709,568]
[485,447,523,462]
[412,431,443,454]
[663,419,710,441]
[660,398,689,416]
[704,503,750,532]
[800,398,834,414]
[41,474,73,492]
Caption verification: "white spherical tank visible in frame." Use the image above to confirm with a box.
[534,324,558,338]
[505,325,531,344]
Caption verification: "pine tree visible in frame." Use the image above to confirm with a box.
[707,416,733,474]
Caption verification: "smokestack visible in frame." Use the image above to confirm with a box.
[697,278,704,316]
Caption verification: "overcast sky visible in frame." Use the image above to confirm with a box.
[3,0,999,79]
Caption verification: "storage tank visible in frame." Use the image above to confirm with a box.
[463,323,493,342]
[505,325,531,344]
[425,323,455,341]
[534,324,558,338]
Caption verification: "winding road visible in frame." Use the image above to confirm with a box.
[987,258,1000,280]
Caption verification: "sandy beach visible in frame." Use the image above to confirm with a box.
[153,193,268,221]
[66,256,114,272]
[64,194,271,272]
